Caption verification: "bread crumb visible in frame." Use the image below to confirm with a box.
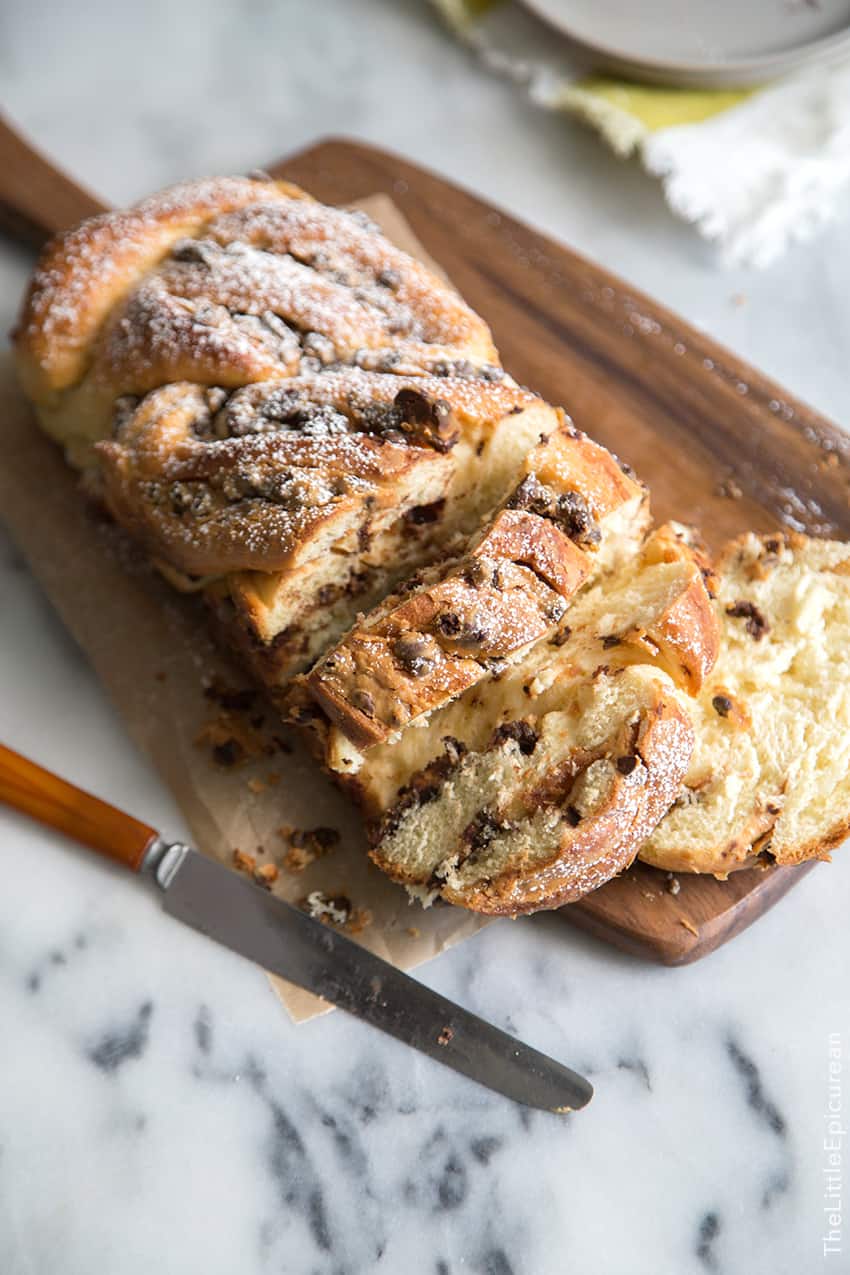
[232,849,257,874]
[666,873,681,896]
[300,891,352,926]
[196,712,273,768]
[247,776,266,794]
[437,1025,454,1046]
[679,917,699,936]
[406,926,421,939]
[283,845,314,873]
[202,679,257,712]
[346,907,373,935]
[716,476,743,501]
[280,825,341,872]
[254,863,279,890]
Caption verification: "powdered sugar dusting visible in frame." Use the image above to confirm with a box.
[95,369,541,577]
[16,176,498,413]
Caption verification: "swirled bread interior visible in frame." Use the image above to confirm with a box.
[372,665,694,915]
[641,532,850,876]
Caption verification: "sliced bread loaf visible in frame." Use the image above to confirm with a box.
[301,423,648,749]
[294,521,719,815]
[371,664,694,915]
[291,522,718,913]
[641,531,850,876]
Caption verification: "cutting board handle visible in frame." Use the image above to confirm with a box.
[0,743,159,872]
[0,114,107,249]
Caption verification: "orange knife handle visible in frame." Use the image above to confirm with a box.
[0,743,159,872]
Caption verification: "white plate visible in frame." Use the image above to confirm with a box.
[521,0,850,87]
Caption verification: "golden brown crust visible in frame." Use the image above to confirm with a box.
[624,523,720,694]
[14,176,499,449]
[306,509,589,749]
[15,178,309,402]
[528,425,642,525]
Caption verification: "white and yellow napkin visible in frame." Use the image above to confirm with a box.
[435,0,850,267]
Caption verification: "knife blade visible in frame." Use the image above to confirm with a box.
[0,742,592,1112]
[150,841,593,1112]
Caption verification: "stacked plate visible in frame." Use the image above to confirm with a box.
[521,0,850,87]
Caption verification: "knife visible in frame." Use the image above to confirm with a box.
[0,743,592,1113]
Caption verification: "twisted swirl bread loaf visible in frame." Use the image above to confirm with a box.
[15,176,720,915]
[15,177,499,456]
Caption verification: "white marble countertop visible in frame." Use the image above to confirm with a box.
[1,2,849,1271]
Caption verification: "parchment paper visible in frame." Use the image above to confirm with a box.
[0,195,490,1023]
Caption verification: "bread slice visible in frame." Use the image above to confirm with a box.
[371,664,693,915]
[95,371,563,683]
[293,521,719,822]
[302,424,649,748]
[641,531,850,876]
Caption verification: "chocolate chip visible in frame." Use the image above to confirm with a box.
[461,810,504,855]
[351,689,376,716]
[393,635,438,677]
[616,755,638,775]
[203,682,257,712]
[550,626,572,647]
[601,634,622,649]
[379,748,462,838]
[442,736,467,764]
[212,739,242,767]
[357,523,372,552]
[493,720,539,756]
[712,694,733,717]
[507,475,600,546]
[435,612,462,638]
[460,621,487,645]
[462,559,489,588]
[726,600,769,640]
[377,267,402,289]
[565,805,582,826]
[404,499,445,526]
[430,359,504,382]
[382,388,459,453]
[312,827,341,851]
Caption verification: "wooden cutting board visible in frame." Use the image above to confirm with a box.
[3,126,844,965]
